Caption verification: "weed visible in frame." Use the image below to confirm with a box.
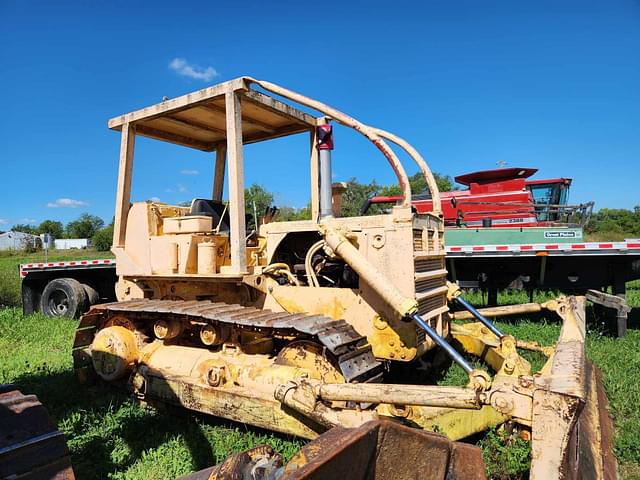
[479,429,531,480]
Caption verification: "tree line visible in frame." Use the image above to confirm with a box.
[9,214,114,251]
[8,172,639,253]
[585,206,640,240]
[245,172,457,222]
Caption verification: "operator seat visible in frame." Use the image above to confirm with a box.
[190,199,230,233]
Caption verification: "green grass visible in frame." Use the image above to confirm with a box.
[1,250,639,478]
[0,308,302,479]
[0,249,113,307]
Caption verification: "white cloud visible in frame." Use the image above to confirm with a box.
[169,58,218,82]
[19,218,37,224]
[46,198,89,208]
[149,197,161,202]
[180,169,200,176]
[177,183,188,193]
[0,218,7,225]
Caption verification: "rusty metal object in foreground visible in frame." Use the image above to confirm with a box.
[0,385,74,479]
[180,419,486,480]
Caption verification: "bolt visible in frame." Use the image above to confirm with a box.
[519,377,532,388]
[207,367,224,387]
[493,396,513,412]
[504,359,516,375]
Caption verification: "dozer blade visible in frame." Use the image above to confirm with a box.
[529,297,617,479]
[180,419,486,480]
[571,361,618,480]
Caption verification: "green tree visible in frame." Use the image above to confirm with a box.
[66,213,104,239]
[245,184,274,229]
[279,204,312,221]
[37,220,64,238]
[377,172,455,197]
[92,225,114,251]
[11,223,37,234]
[340,178,380,217]
[585,206,640,239]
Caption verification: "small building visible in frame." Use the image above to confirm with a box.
[54,238,92,250]
[0,231,40,251]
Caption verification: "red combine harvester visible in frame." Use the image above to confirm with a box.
[364,167,593,228]
[361,167,638,337]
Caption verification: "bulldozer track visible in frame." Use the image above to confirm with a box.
[73,299,383,384]
[0,385,74,479]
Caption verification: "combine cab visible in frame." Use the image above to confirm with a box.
[72,77,615,478]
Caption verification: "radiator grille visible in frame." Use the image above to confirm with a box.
[414,257,444,272]
[413,222,447,345]
[418,295,446,316]
[415,276,444,293]
[413,229,423,250]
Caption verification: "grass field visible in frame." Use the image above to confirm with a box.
[1,250,639,478]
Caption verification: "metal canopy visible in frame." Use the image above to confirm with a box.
[108,78,317,151]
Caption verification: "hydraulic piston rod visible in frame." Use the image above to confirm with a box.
[454,296,505,339]
[411,313,474,375]
[317,124,334,219]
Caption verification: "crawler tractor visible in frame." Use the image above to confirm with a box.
[73,78,615,479]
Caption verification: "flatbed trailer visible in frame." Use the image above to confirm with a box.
[446,239,640,336]
[19,259,116,318]
[20,239,640,335]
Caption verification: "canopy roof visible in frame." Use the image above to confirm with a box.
[108,78,317,151]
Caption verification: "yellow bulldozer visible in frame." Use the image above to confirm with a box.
[73,77,616,479]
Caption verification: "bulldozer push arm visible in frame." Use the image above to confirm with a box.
[75,77,616,479]
[275,284,613,478]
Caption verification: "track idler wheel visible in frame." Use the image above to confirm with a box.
[91,326,139,381]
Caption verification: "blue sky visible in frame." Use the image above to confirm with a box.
[1,0,639,228]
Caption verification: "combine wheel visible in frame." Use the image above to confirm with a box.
[91,326,139,381]
[40,278,88,318]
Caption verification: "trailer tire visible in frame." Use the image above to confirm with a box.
[82,283,100,306]
[40,278,88,319]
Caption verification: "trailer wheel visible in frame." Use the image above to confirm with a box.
[82,283,100,306]
[40,278,88,318]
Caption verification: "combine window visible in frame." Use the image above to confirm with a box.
[527,182,570,221]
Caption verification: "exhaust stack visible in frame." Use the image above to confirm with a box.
[317,124,334,219]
